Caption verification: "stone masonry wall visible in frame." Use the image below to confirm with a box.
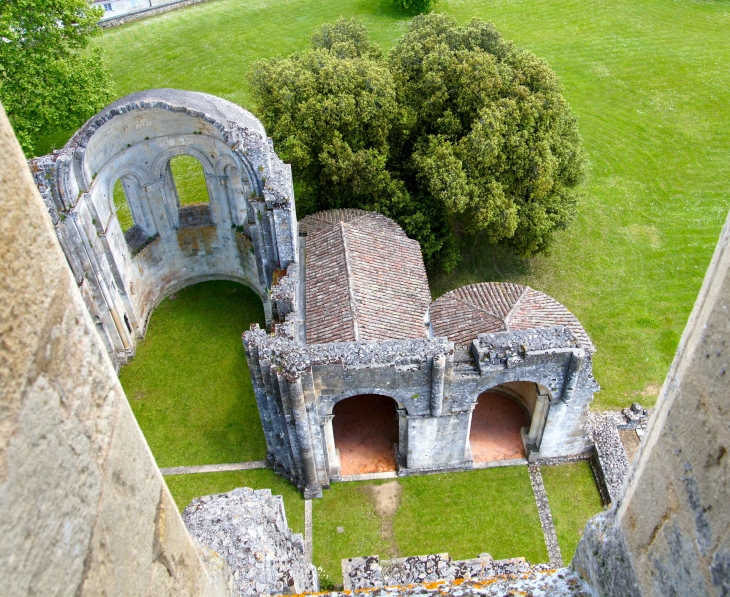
[572,208,730,596]
[0,103,235,596]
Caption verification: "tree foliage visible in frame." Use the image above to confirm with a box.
[392,0,437,16]
[250,15,586,269]
[0,0,113,155]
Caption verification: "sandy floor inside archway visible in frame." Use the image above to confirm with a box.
[470,392,529,462]
[333,394,399,476]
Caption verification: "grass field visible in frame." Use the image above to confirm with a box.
[541,461,605,563]
[67,0,730,409]
[314,468,547,585]
[165,469,306,534]
[120,281,268,467]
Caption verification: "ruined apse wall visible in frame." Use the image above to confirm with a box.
[31,89,298,369]
[0,104,235,597]
[572,208,730,596]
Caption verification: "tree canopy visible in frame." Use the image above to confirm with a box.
[250,15,586,269]
[0,0,112,155]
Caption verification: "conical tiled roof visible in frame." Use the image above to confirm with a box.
[430,282,594,352]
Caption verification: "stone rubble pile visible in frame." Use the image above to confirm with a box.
[342,552,553,591]
[182,487,318,597]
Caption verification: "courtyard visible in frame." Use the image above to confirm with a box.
[123,280,603,584]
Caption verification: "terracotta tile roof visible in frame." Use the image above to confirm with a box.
[299,209,371,236]
[431,283,594,353]
[304,210,431,344]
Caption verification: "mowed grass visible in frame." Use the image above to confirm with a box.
[50,0,729,410]
[541,461,604,563]
[120,281,268,467]
[170,155,211,206]
[165,469,306,535]
[314,468,546,585]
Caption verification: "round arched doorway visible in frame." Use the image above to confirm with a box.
[332,394,399,476]
[469,383,533,462]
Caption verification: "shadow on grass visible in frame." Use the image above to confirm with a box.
[429,238,533,299]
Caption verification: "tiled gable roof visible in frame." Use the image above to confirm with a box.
[431,282,594,353]
[304,210,431,344]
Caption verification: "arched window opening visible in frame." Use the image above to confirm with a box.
[113,178,134,233]
[332,394,399,476]
[469,382,537,463]
[170,155,210,206]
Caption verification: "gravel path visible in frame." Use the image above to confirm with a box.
[528,463,564,568]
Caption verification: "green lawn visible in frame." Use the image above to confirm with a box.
[170,155,211,206]
[113,179,134,232]
[165,469,305,535]
[541,461,604,563]
[314,468,547,585]
[66,0,730,410]
[120,280,267,467]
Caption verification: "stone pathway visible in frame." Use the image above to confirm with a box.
[528,464,563,568]
[304,498,313,564]
[159,460,267,476]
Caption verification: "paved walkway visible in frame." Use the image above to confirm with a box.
[159,460,267,476]
[304,499,313,564]
[528,463,563,568]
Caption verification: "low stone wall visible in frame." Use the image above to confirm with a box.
[342,552,551,591]
[100,0,214,28]
[182,487,318,596]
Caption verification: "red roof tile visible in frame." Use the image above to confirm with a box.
[304,210,431,344]
[431,283,594,352]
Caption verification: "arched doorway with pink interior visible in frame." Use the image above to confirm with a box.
[469,381,551,463]
[331,394,400,477]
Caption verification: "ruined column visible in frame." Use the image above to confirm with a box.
[430,354,446,417]
[527,393,550,446]
[561,348,585,402]
[322,414,340,478]
[287,372,321,497]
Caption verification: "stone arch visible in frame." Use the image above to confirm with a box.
[151,146,216,180]
[107,164,156,236]
[150,147,219,229]
[329,393,401,477]
[31,89,296,365]
[469,381,551,462]
[215,154,252,227]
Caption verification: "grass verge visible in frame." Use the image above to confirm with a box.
[541,461,604,563]
[120,280,267,467]
[165,469,305,535]
[313,467,546,585]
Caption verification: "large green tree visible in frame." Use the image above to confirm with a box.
[250,18,451,261]
[0,0,112,155]
[390,14,586,256]
[250,15,585,268]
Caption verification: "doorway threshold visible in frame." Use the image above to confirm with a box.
[472,458,527,469]
[340,471,398,482]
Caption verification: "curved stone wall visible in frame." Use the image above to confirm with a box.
[31,89,299,368]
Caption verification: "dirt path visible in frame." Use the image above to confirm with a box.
[363,481,402,558]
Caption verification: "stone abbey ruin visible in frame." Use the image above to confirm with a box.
[2,89,729,596]
[31,89,599,497]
